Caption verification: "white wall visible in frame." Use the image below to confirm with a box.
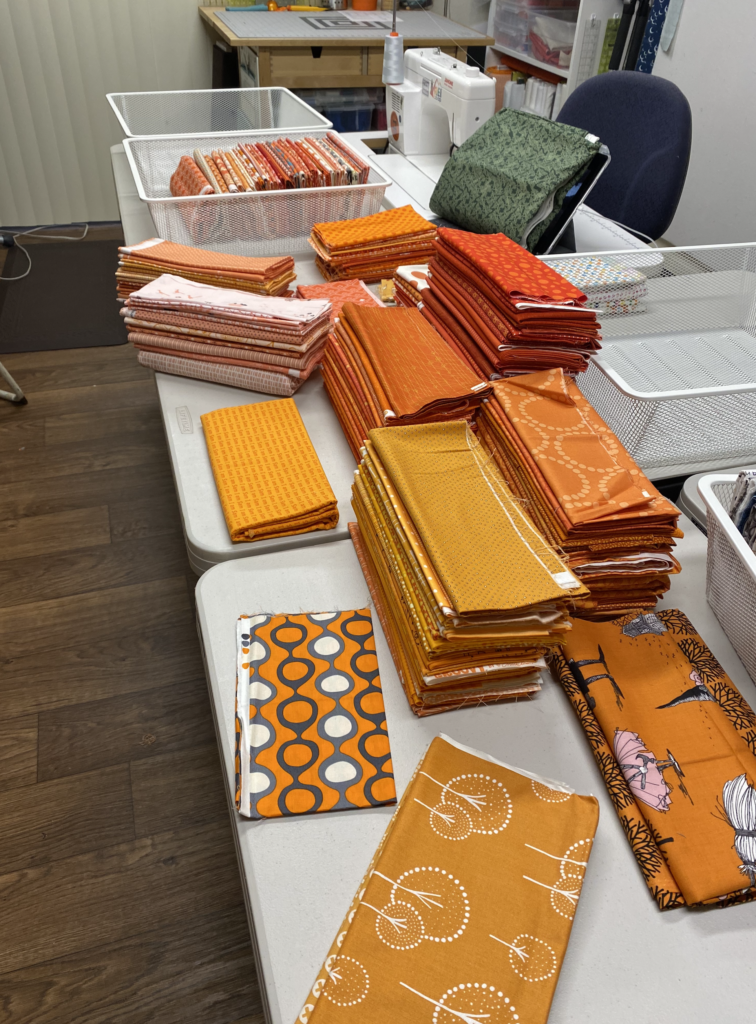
[0,0,218,226]
[653,0,756,245]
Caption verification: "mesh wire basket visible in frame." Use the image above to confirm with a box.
[543,243,756,479]
[123,130,390,257]
[699,474,756,684]
[107,87,331,138]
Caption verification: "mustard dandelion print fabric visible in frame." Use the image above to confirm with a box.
[235,610,396,820]
[299,734,598,1024]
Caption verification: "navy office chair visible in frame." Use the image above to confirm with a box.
[557,70,692,241]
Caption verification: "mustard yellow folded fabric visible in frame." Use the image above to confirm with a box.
[370,421,583,614]
[201,399,338,542]
[301,734,599,1024]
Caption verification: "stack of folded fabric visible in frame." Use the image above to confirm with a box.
[551,255,648,316]
[116,237,295,300]
[169,134,370,195]
[349,420,588,715]
[201,398,338,542]
[322,303,489,459]
[392,264,430,308]
[553,608,756,910]
[309,205,437,282]
[295,279,384,321]
[422,227,601,378]
[477,368,682,619]
[729,470,756,551]
[122,274,330,397]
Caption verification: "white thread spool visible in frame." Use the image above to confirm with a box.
[382,32,404,85]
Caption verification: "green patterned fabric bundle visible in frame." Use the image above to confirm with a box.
[429,110,601,252]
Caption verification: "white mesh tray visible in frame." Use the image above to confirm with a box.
[107,87,331,138]
[123,129,389,257]
[699,474,756,683]
[544,243,756,479]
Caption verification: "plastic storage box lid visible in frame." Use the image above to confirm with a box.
[107,87,332,138]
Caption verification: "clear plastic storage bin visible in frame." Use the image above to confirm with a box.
[493,0,578,59]
[699,474,756,683]
[123,129,390,257]
[107,88,331,138]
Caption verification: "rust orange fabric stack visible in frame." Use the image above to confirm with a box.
[350,421,587,715]
[421,228,601,379]
[116,237,295,300]
[554,609,756,910]
[321,302,489,459]
[477,368,682,619]
[309,205,437,283]
[301,734,599,1024]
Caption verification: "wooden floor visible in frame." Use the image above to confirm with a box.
[0,343,264,1023]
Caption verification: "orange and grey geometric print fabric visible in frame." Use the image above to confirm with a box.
[302,735,599,1024]
[235,610,396,820]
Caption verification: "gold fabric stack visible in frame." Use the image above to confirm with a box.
[309,205,437,283]
[477,368,682,619]
[349,420,588,715]
[201,399,338,542]
[116,237,295,299]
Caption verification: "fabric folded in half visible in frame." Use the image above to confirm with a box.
[392,263,430,308]
[123,274,331,397]
[301,733,598,1024]
[137,350,306,396]
[310,205,437,282]
[295,279,384,321]
[555,608,756,909]
[422,228,601,379]
[322,303,489,459]
[116,237,295,299]
[552,255,648,316]
[477,368,681,618]
[350,421,588,715]
[235,609,395,819]
[201,398,338,542]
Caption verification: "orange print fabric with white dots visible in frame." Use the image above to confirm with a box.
[300,735,599,1024]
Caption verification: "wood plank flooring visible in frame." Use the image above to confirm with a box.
[0,342,263,1023]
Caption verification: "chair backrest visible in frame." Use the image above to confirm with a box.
[557,71,692,241]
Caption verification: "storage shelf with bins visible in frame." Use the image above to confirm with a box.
[486,0,625,102]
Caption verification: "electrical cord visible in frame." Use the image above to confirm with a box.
[0,223,89,282]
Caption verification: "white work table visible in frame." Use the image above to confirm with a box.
[195,514,756,1024]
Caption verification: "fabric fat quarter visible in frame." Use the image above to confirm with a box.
[201,398,338,542]
[556,608,756,908]
[235,609,395,819]
[300,734,599,1024]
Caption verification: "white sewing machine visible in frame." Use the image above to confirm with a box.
[385,47,495,157]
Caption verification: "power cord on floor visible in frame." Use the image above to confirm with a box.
[0,223,89,282]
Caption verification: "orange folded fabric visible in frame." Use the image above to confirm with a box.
[555,609,756,909]
[310,206,437,283]
[302,734,599,1024]
[421,229,601,379]
[477,368,681,618]
[169,155,214,198]
[116,237,295,298]
[321,303,489,459]
[295,279,384,321]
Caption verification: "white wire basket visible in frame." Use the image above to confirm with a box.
[543,243,756,480]
[699,473,756,683]
[107,87,331,138]
[123,130,390,256]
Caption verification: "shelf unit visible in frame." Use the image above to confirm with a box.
[486,0,624,100]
